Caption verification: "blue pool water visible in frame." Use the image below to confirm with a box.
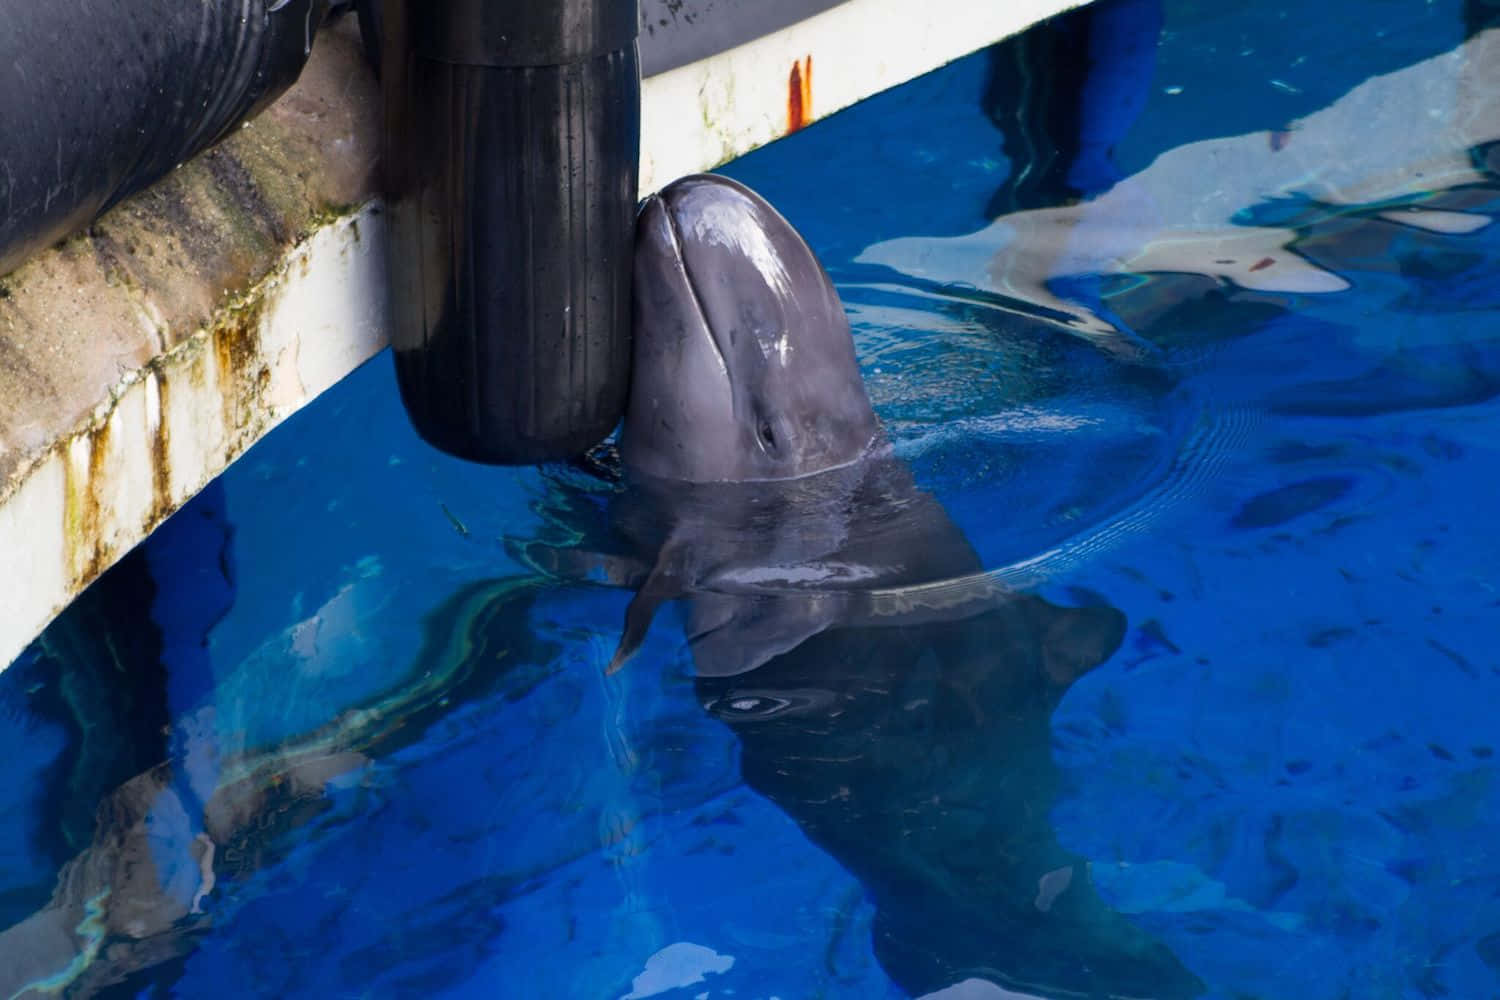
[6,1,1500,996]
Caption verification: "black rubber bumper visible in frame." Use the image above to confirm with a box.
[381,0,641,465]
[0,0,328,278]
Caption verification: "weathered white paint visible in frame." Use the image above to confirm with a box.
[0,453,67,665]
[1,0,1088,670]
[640,0,1087,192]
[0,209,389,670]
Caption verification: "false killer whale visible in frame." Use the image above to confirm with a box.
[524,173,1203,998]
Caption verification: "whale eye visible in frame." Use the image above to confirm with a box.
[757,420,777,451]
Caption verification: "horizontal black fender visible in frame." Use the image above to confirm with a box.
[0,0,330,277]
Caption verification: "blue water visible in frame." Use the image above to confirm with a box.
[6,1,1500,996]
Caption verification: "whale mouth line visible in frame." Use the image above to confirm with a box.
[652,192,740,415]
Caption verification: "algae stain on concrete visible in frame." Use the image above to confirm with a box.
[211,294,274,444]
[54,280,288,595]
[61,424,107,588]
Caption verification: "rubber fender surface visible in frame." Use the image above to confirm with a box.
[0,0,328,277]
[383,0,641,465]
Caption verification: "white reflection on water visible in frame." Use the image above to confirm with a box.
[860,29,1500,332]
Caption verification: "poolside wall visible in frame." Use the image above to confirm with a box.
[0,0,1087,671]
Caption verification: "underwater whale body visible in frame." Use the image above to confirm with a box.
[524,173,1203,997]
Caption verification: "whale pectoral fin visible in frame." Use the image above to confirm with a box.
[606,542,694,674]
[1039,603,1128,688]
[607,587,672,674]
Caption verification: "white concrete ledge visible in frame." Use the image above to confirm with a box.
[0,0,1087,671]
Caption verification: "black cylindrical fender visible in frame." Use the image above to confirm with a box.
[381,0,641,465]
[0,0,329,278]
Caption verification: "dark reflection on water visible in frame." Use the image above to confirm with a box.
[5,2,1500,998]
